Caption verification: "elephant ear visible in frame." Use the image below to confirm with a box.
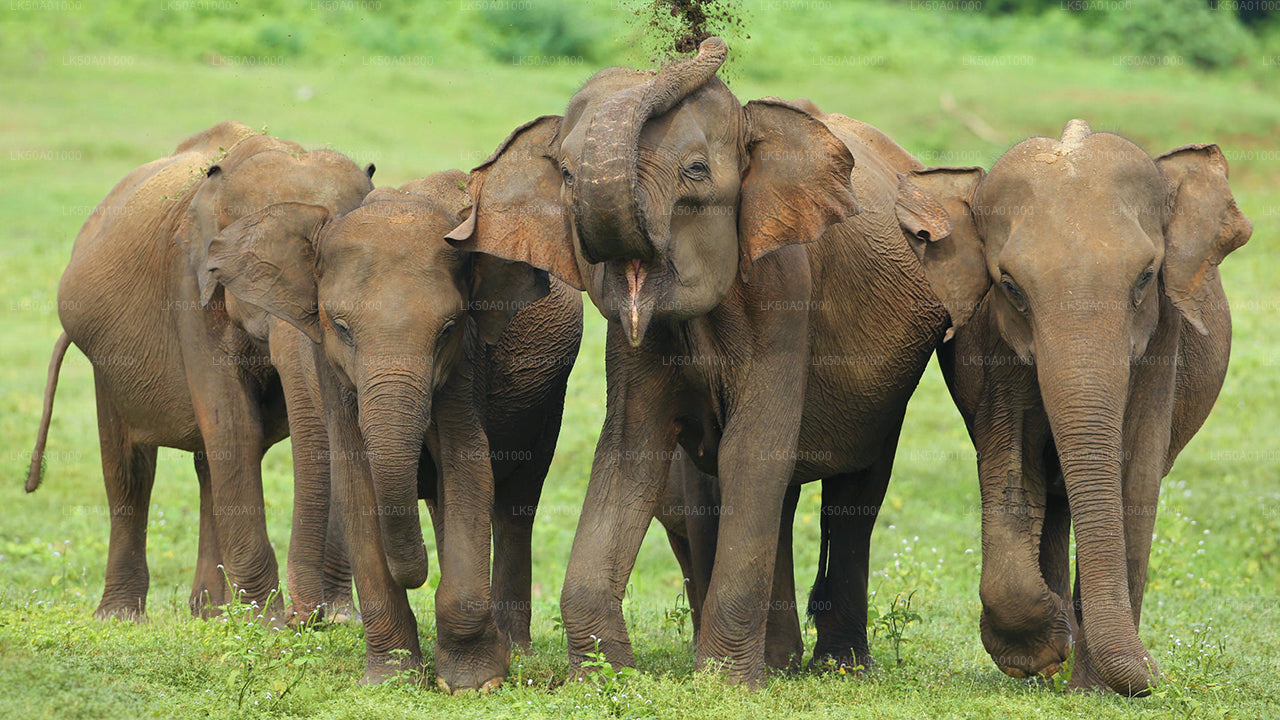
[738,98,860,282]
[896,167,989,339]
[175,164,227,306]
[1156,144,1252,336]
[463,253,552,345]
[446,116,583,290]
[203,201,330,343]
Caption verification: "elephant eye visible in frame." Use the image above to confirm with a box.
[1133,265,1156,306]
[438,316,459,340]
[682,159,711,181]
[1000,274,1029,314]
[560,164,574,188]
[331,317,354,346]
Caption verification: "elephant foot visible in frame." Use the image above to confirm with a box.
[695,651,768,689]
[980,609,1072,680]
[437,676,503,695]
[809,650,874,674]
[434,632,509,694]
[94,600,146,622]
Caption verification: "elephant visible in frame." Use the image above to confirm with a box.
[27,121,374,623]
[931,120,1251,695]
[448,37,990,685]
[201,170,583,692]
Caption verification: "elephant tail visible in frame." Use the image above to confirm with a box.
[27,332,71,493]
[806,492,832,619]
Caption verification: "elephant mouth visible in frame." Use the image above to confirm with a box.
[611,258,664,347]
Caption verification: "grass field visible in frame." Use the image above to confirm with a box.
[1,2,1279,718]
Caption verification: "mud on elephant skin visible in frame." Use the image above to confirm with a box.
[29,121,374,624]
[933,120,1251,695]
[451,38,991,685]
[204,170,582,692]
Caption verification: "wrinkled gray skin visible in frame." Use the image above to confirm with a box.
[935,120,1251,695]
[205,170,582,692]
[450,38,990,685]
[30,122,373,623]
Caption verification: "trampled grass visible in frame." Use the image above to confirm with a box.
[1,2,1278,718]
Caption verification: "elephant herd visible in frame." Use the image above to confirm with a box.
[27,38,1251,697]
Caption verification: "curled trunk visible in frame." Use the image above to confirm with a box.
[573,36,727,263]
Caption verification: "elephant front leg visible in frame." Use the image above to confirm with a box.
[561,329,682,673]
[432,381,507,694]
[320,363,421,683]
[695,431,799,687]
[974,400,1072,680]
[764,484,803,672]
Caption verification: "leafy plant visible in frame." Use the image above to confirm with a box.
[216,578,323,713]
[868,590,922,667]
[582,635,640,717]
[662,579,693,638]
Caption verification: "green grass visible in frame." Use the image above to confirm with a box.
[2,2,1279,718]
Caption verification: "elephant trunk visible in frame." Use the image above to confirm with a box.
[358,368,432,589]
[573,36,727,264]
[1036,321,1157,696]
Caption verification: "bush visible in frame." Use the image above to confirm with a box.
[1091,0,1256,70]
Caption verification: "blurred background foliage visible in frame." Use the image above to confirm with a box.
[3,0,1279,73]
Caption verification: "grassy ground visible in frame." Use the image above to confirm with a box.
[2,2,1279,718]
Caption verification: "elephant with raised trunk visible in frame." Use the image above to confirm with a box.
[933,120,1251,695]
[29,122,374,622]
[203,170,582,692]
[450,38,990,685]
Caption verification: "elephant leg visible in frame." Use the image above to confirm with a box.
[675,452,719,655]
[1039,490,1072,617]
[321,503,354,619]
[561,330,681,674]
[190,450,227,617]
[433,381,507,693]
[94,374,157,621]
[491,477,540,649]
[765,484,803,672]
[809,443,895,672]
[280,362,337,622]
[186,365,285,623]
[319,362,421,683]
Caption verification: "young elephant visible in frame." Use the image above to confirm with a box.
[449,38,989,684]
[29,122,374,622]
[932,120,1251,695]
[203,171,582,692]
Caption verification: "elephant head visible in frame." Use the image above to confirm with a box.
[926,120,1251,694]
[201,170,550,589]
[447,37,859,346]
[175,134,376,312]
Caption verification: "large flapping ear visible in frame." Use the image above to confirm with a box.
[203,202,331,343]
[896,167,989,339]
[446,116,583,290]
[1155,144,1252,336]
[738,98,860,283]
[465,253,552,345]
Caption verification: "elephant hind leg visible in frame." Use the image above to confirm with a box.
[808,441,898,671]
[190,450,227,617]
[93,375,157,621]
